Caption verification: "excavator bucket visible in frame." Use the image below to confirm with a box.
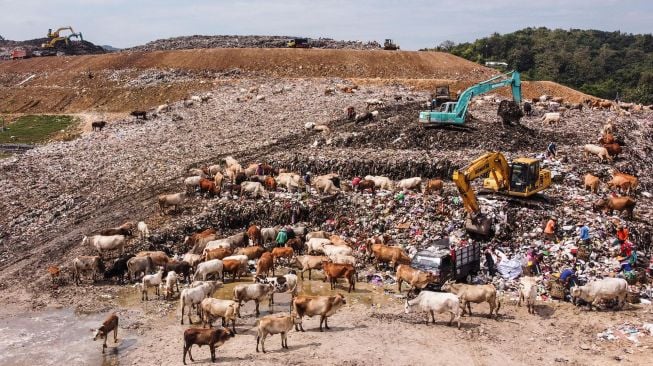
[465,216,493,236]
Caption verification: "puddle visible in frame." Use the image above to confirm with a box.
[0,308,135,366]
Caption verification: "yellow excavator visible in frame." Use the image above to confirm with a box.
[41,26,83,49]
[452,152,551,235]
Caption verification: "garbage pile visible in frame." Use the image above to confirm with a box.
[127,35,382,52]
[0,37,106,55]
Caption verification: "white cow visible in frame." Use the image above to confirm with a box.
[404,291,461,328]
[82,235,126,256]
[571,277,628,311]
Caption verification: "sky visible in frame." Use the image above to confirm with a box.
[1,0,651,50]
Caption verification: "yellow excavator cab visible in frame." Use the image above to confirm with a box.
[453,152,551,235]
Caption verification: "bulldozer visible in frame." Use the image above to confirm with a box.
[452,152,551,235]
[383,39,399,50]
[287,38,310,48]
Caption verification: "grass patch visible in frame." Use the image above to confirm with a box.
[0,115,77,144]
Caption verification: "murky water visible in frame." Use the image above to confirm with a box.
[0,308,135,366]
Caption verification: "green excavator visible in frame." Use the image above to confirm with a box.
[419,70,522,127]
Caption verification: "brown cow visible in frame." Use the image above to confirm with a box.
[264,176,277,191]
[602,143,622,157]
[356,179,376,194]
[594,196,636,218]
[203,248,234,261]
[613,171,638,191]
[285,238,303,254]
[236,246,266,260]
[396,264,435,293]
[370,244,411,269]
[424,179,444,195]
[222,259,242,281]
[135,251,170,266]
[271,247,294,266]
[322,261,355,292]
[607,175,633,194]
[583,174,600,194]
[247,225,262,246]
[182,327,233,365]
[598,133,615,145]
[256,252,274,278]
[199,178,219,196]
[292,294,346,332]
[93,313,119,354]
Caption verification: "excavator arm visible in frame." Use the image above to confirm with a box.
[419,70,521,126]
[452,152,511,215]
[48,27,74,38]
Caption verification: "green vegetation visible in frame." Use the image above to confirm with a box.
[423,27,653,104]
[0,115,77,144]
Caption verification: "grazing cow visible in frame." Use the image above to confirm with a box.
[256,314,302,353]
[608,175,634,195]
[139,268,164,301]
[441,281,500,318]
[194,259,224,281]
[306,231,329,241]
[404,291,461,328]
[612,171,638,191]
[599,133,615,145]
[164,260,192,284]
[271,247,294,266]
[256,272,299,308]
[222,259,242,281]
[233,283,275,316]
[603,143,622,157]
[240,181,268,198]
[397,177,422,191]
[236,245,265,260]
[264,176,277,191]
[72,256,105,285]
[364,175,394,190]
[126,256,154,282]
[199,178,219,196]
[285,238,303,254]
[135,251,170,267]
[200,298,240,333]
[322,261,356,292]
[158,193,186,213]
[256,252,274,278]
[583,144,612,162]
[184,176,202,192]
[370,244,411,269]
[292,294,346,332]
[247,225,262,246]
[260,227,278,244]
[584,174,600,194]
[424,179,444,194]
[92,313,119,354]
[203,248,234,261]
[290,255,328,280]
[104,254,135,284]
[91,121,107,131]
[182,327,233,365]
[593,196,636,218]
[130,110,147,120]
[180,281,222,325]
[356,179,376,195]
[571,277,628,311]
[396,264,435,293]
[305,238,331,255]
[161,271,180,299]
[82,235,127,257]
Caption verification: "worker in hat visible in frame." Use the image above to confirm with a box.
[544,216,557,241]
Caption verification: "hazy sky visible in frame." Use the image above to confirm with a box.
[1,0,651,50]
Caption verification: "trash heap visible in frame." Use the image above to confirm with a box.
[127,35,382,52]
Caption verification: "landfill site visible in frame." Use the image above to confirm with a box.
[0,32,652,366]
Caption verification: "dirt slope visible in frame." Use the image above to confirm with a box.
[0,49,592,114]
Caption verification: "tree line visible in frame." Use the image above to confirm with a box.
[422,27,653,104]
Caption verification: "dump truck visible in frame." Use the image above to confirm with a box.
[383,39,399,50]
[412,238,481,289]
[287,38,310,48]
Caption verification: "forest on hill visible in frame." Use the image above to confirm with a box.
[424,27,653,104]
